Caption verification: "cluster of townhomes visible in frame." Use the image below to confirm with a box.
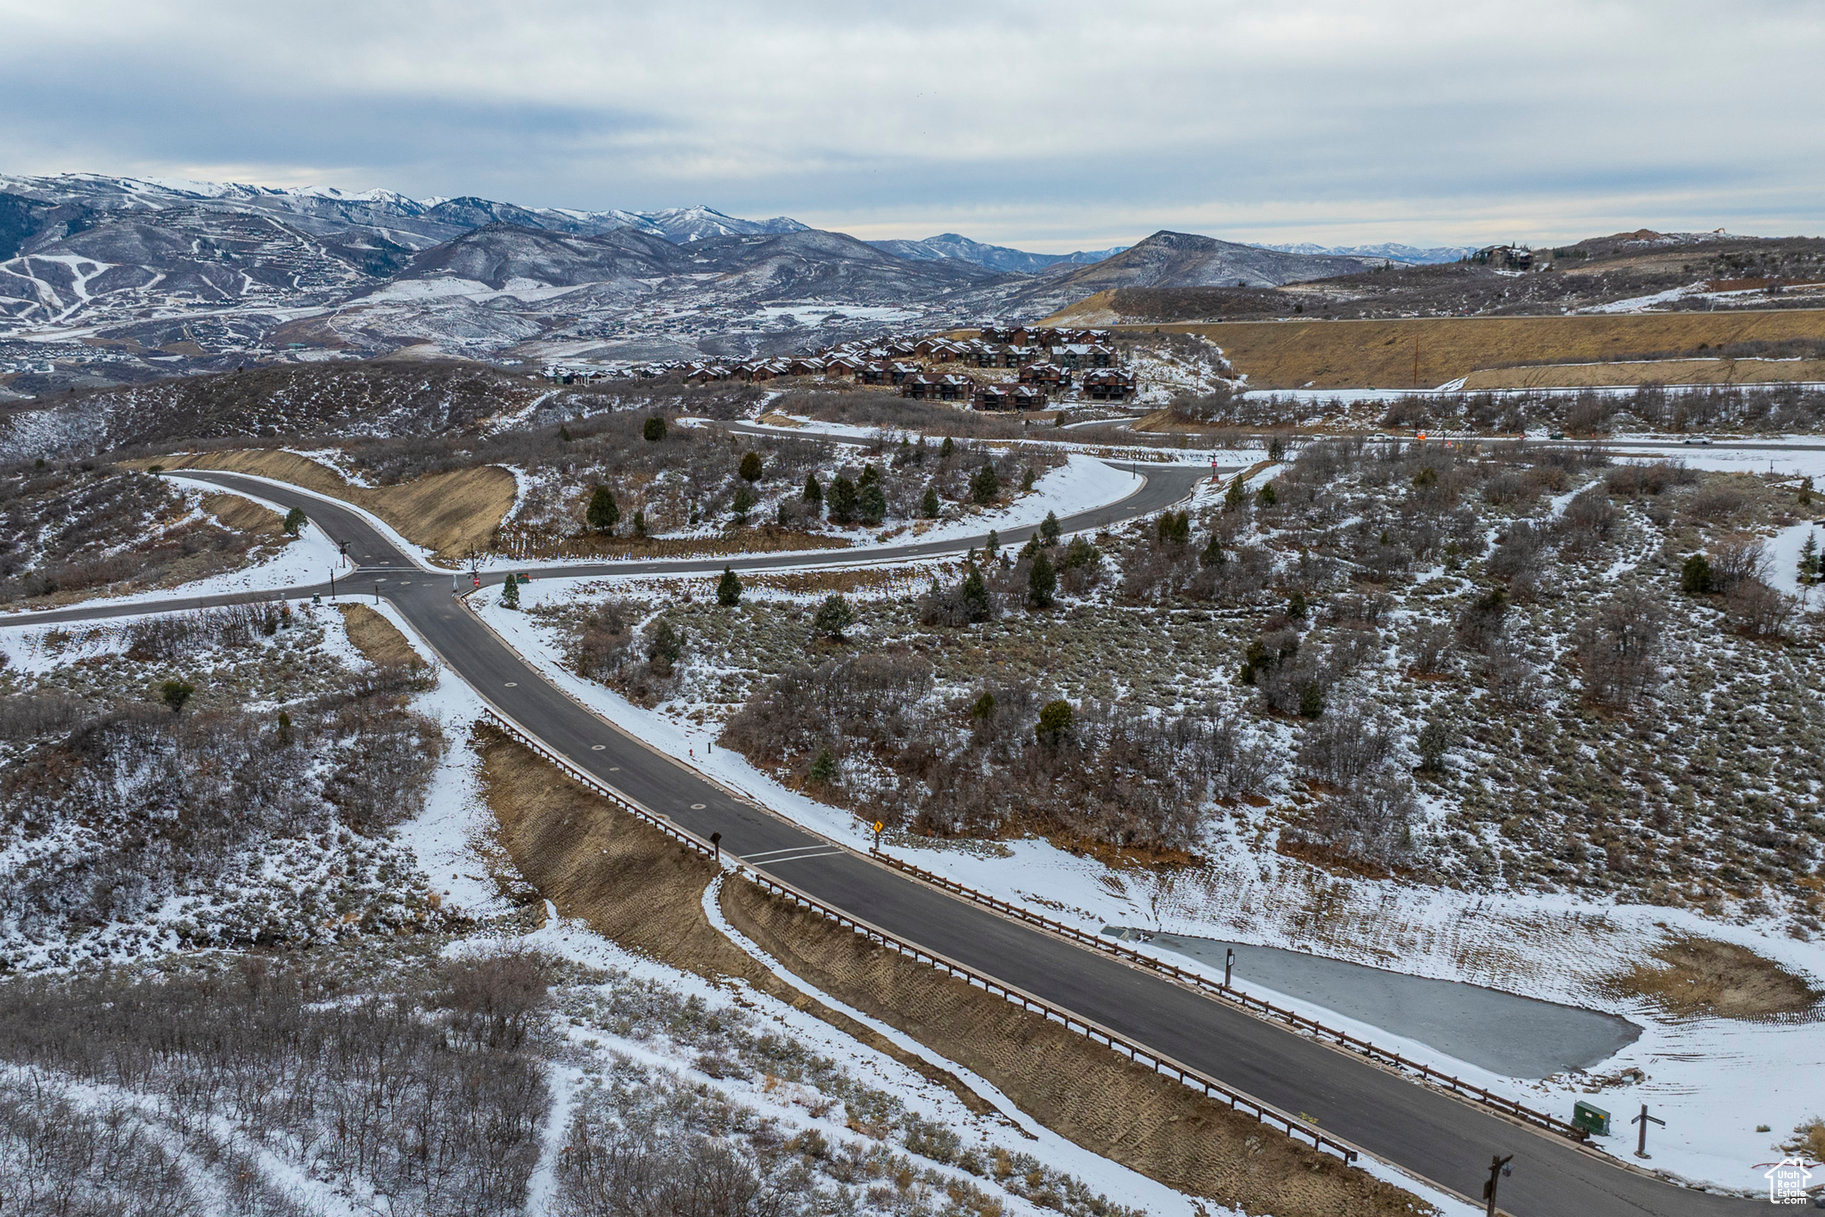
[551,325,1140,409]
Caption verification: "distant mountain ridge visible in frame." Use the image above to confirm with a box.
[869,233,1127,274]
[0,173,808,247]
[1260,240,1476,265]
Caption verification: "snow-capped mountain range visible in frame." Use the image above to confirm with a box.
[0,172,1388,396]
[1259,241,1477,265]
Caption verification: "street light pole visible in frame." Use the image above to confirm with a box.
[1483,1154,1513,1217]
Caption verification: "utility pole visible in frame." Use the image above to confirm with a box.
[1225,948,1235,987]
[1631,1104,1664,1159]
[1483,1154,1513,1217]
[329,568,336,599]
[373,582,379,605]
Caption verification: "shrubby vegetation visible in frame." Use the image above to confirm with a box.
[587,434,1824,921]
[0,952,550,1217]
[0,605,442,969]
[0,463,277,605]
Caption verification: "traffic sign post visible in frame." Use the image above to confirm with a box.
[872,820,884,852]
[1631,1103,1664,1159]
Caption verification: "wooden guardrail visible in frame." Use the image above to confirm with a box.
[873,854,1590,1143]
[474,704,1361,1166]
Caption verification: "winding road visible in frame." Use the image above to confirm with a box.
[1,460,1765,1216]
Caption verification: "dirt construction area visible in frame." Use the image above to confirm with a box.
[1143,308,1825,390]
[479,729,1434,1217]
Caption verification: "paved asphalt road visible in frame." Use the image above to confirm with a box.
[1,464,1765,1216]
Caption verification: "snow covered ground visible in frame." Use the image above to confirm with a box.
[462,572,1825,1198]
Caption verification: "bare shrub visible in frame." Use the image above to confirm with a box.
[1296,771,1419,869]
[1485,523,1547,586]
[1454,588,1509,653]
[1405,621,1454,676]
[1296,705,1395,789]
[1576,586,1666,707]
[1685,482,1751,526]
[1724,578,1797,640]
[1708,537,1770,592]
[1556,488,1618,553]
[0,693,90,741]
[557,1123,779,1217]
[1606,461,1695,497]
[1481,637,1543,710]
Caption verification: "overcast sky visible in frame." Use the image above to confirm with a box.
[1,0,1819,251]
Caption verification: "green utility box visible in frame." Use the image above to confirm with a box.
[1572,1101,1611,1137]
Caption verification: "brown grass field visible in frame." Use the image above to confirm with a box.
[1116,309,1825,390]
[336,603,425,668]
[1462,356,1825,390]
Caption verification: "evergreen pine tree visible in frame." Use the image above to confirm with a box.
[1021,465,1037,492]
[1028,549,1057,608]
[829,474,859,523]
[960,563,991,623]
[811,593,855,641]
[938,435,955,461]
[643,416,666,442]
[970,463,1000,505]
[1034,699,1073,746]
[739,451,764,482]
[804,472,823,504]
[586,485,620,534]
[858,480,887,525]
[501,573,520,610]
[921,485,941,518]
[716,566,742,606]
[1040,511,1061,544]
[1063,535,1098,570]
[1802,532,1820,585]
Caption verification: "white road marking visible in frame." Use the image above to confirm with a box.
[749,848,842,866]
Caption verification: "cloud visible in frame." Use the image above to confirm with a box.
[0,0,1818,248]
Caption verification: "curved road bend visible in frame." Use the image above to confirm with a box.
[2,468,1762,1215]
[0,462,1209,628]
